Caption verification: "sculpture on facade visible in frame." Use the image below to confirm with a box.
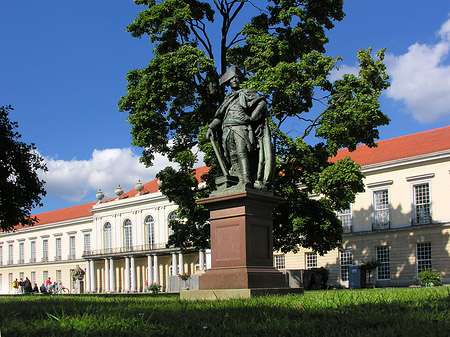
[70,265,85,280]
[206,66,274,192]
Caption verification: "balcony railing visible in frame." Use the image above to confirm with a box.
[41,257,48,262]
[54,256,62,261]
[342,224,352,234]
[29,258,36,263]
[373,210,390,230]
[83,242,169,257]
[68,254,76,260]
[7,260,13,265]
[18,259,24,264]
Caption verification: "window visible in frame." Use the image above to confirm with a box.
[373,189,390,229]
[42,239,49,262]
[144,215,155,249]
[306,252,318,269]
[413,183,431,224]
[18,242,24,264]
[337,207,352,233]
[31,271,36,286]
[0,245,2,265]
[30,241,36,263]
[340,250,353,282]
[104,222,112,252]
[376,246,390,280]
[43,271,48,284]
[55,237,62,261]
[123,219,133,250]
[168,211,177,236]
[56,270,62,286]
[8,244,13,265]
[0,274,2,291]
[69,236,76,259]
[417,242,432,273]
[84,234,91,253]
[9,273,13,293]
[274,255,286,270]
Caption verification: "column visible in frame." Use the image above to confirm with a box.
[147,255,153,286]
[109,259,115,292]
[85,260,91,293]
[124,257,130,292]
[171,253,178,276]
[199,250,205,271]
[130,256,136,292]
[178,252,184,275]
[153,255,159,284]
[90,260,96,293]
[104,259,110,293]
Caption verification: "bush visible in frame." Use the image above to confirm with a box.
[146,282,162,294]
[415,269,442,287]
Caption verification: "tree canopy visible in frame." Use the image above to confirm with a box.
[0,105,47,232]
[119,0,390,255]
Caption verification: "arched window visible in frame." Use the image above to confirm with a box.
[167,211,177,236]
[123,219,133,251]
[144,215,155,249]
[103,222,112,252]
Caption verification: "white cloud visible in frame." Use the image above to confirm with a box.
[329,64,359,82]
[40,148,175,203]
[385,17,450,122]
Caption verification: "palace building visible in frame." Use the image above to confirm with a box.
[0,127,449,293]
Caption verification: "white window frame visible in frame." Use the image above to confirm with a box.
[55,237,62,261]
[168,211,177,237]
[371,186,390,230]
[84,233,91,254]
[376,246,390,280]
[42,239,49,262]
[411,181,432,225]
[104,222,112,252]
[339,249,353,283]
[274,254,286,271]
[337,206,353,234]
[0,245,2,266]
[8,243,13,265]
[30,241,36,263]
[305,252,318,269]
[9,273,13,293]
[144,215,155,249]
[123,219,133,251]
[31,271,36,286]
[69,236,76,260]
[416,242,432,274]
[0,274,2,291]
[18,242,24,264]
[56,270,62,286]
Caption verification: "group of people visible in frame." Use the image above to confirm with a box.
[12,276,61,294]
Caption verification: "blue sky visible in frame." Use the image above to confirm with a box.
[1,0,449,214]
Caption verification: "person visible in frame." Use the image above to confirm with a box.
[40,283,47,294]
[19,278,24,294]
[206,66,274,190]
[45,277,52,291]
[32,283,39,293]
[24,277,32,293]
[12,278,19,295]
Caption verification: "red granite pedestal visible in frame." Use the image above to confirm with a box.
[196,189,288,290]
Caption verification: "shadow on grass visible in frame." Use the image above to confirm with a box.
[0,288,449,336]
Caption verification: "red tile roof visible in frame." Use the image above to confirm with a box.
[332,126,450,166]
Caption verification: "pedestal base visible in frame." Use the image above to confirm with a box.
[180,287,304,300]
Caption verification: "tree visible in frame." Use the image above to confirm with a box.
[0,105,47,232]
[119,0,390,255]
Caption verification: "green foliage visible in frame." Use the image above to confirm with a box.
[415,270,442,287]
[119,1,390,253]
[146,282,162,293]
[359,258,382,284]
[0,288,449,336]
[0,105,47,232]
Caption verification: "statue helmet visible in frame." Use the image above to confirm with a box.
[219,66,243,86]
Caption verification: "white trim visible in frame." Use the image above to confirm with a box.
[406,173,435,182]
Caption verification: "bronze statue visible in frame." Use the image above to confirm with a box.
[206,66,274,191]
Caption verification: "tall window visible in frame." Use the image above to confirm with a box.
[340,250,353,282]
[168,211,177,236]
[417,242,432,273]
[373,189,390,229]
[274,255,286,270]
[55,238,62,261]
[18,242,24,264]
[123,219,133,250]
[145,215,155,249]
[9,273,13,293]
[0,274,2,291]
[56,270,62,286]
[8,244,13,265]
[104,222,112,252]
[30,241,36,263]
[413,183,431,224]
[31,271,36,286]
[42,239,49,262]
[0,245,2,265]
[337,207,352,233]
[43,271,48,284]
[306,252,318,269]
[376,246,390,280]
[69,236,76,259]
[84,234,91,253]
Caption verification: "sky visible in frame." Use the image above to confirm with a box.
[1,0,450,214]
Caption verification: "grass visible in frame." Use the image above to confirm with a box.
[0,287,449,336]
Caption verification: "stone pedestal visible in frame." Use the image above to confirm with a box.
[196,189,287,290]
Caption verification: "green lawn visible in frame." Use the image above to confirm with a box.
[0,287,449,336]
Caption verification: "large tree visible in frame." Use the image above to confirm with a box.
[0,105,47,232]
[119,0,390,255]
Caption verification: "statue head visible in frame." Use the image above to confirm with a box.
[219,66,243,87]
